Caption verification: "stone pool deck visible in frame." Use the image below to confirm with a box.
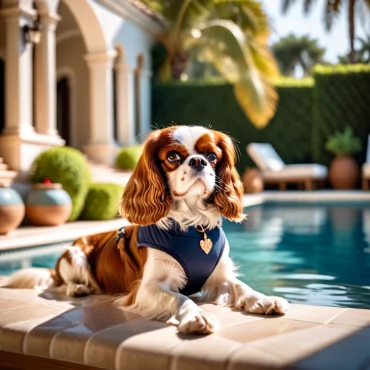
[0,288,369,370]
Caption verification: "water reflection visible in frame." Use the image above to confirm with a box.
[224,203,370,309]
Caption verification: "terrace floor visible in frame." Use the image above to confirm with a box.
[0,288,369,370]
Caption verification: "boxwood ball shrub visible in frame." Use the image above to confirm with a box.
[80,183,124,221]
[116,145,143,170]
[29,147,91,221]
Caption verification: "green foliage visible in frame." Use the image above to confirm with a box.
[272,34,325,76]
[116,145,143,170]
[80,183,123,221]
[312,64,370,166]
[325,126,362,156]
[152,79,314,172]
[29,147,91,221]
[143,0,279,128]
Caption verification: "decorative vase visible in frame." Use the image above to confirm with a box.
[25,183,72,226]
[242,169,264,193]
[329,156,360,190]
[0,184,25,235]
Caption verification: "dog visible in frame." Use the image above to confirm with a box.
[6,126,288,334]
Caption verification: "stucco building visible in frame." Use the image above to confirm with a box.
[0,0,164,179]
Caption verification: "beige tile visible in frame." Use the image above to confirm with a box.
[330,308,370,327]
[84,319,168,369]
[50,325,94,364]
[250,324,362,364]
[117,326,181,370]
[227,345,286,370]
[290,332,370,370]
[218,317,318,343]
[171,334,242,370]
[284,304,347,324]
[23,308,82,358]
[0,288,112,309]
[0,302,66,327]
[0,298,31,311]
[199,303,264,329]
[50,302,136,364]
[0,315,57,353]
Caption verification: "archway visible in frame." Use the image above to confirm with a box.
[56,77,71,145]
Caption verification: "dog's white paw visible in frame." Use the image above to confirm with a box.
[66,283,90,297]
[240,295,289,315]
[178,310,219,334]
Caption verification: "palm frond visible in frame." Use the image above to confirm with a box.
[304,0,318,14]
[282,0,299,14]
[324,0,342,31]
[195,20,278,128]
[212,0,271,41]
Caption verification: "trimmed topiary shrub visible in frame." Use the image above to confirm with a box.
[29,147,91,221]
[116,145,143,170]
[312,64,370,167]
[80,183,124,221]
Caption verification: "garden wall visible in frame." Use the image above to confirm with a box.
[152,65,370,172]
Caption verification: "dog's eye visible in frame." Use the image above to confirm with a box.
[207,152,217,162]
[167,152,181,163]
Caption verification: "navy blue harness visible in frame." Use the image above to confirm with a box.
[117,222,226,296]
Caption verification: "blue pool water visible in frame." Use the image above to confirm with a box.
[1,203,369,309]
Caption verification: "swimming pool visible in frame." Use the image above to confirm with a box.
[1,203,369,309]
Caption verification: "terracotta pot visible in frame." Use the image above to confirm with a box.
[0,184,25,235]
[25,183,72,226]
[329,156,360,190]
[242,169,264,193]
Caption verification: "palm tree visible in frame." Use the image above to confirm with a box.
[282,0,370,64]
[142,0,280,128]
[272,34,325,76]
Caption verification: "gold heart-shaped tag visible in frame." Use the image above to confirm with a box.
[200,236,213,254]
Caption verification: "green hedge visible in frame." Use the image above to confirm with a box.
[80,183,124,221]
[312,64,370,167]
[152,80,314,172]
[29,147,91,221]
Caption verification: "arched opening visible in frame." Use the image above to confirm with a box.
[134,54,144,140]
[57,77,71,145]
[0,58,4,134]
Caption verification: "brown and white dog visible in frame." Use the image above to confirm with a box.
[6,126,288,334]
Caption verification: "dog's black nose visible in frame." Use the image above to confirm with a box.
[189,157,207,172]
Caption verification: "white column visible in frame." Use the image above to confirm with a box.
[138,69,152,139]
[1,7,35,135]
[115,63,135,146]
[34,12,60,136]
[84,50,117,165]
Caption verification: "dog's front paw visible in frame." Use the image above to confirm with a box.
[178,310,219,335]
[66,283,90,297]
[240,295,289,315]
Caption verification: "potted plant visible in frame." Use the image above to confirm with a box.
[25,178,72,226]
[325,126,362,189]
[242,167,264,193]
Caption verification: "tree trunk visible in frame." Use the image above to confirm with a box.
[170,51,189,80]
[348,0,356,63]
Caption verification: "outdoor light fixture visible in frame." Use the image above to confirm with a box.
[23,17,42,44]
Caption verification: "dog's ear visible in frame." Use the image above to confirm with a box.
[119,131,171,225]
[212,131,245,222]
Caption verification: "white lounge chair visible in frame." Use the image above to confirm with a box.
[246,143,327,191]
[362,135,370,190]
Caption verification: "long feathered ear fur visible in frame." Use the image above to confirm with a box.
[212,131,245,222]
[120,130,171,225]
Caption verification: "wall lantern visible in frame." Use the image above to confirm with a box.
[23,18,42,45]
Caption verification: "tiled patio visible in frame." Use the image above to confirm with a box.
[0,288,369,370]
